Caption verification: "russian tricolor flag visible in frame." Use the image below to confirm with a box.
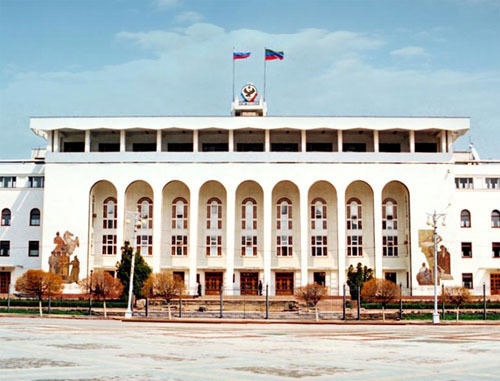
[233,52,251,60]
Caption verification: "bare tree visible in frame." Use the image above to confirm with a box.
[15,270,63,317]
[361,278,401,321]
[80,270,123,318]
[142,272,185,320]
[442,286,472,322]
[296,283,328,321]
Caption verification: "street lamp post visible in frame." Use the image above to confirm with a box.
[427,210,446,325]
[125,211,142,319]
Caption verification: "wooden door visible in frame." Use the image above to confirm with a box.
[241,272,258,295]
[205,272,223,295]
[0,272,10,293]
[491,274,500,295]
[275,272,294,295]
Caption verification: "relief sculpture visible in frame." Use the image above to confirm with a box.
[417,229,453,286]
[49,231,80,283]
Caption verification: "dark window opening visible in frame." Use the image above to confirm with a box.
[493,242,500,258]
[462,273,473,289]
[132,143,156,152]
[237,143,264,152]
[385,272,397,284]
[28,241,39,257]
[202,143,228,152]
[379,143,401,153]
[98,143,120,152]
[461,242,472,258]
[271,143,299,152]
[168,143,193,152]
[63,142,85,152]
[415,143,437,152]
[343,143,366,152]
[0,241,10,256]
[307,143,333,152]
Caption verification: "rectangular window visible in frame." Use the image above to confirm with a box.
[28,241,39,257]
[347,235,363,256]
[277,235,293,256]
[136,235,153,255]
[455,177,473,189]
[461,242,472,258]
[462,273,473,289]
[383,235,398,257]
[102,235,117,255]
[28,176,44,188]
[206,235,222,256]
[0,176,16,188]
[171,235,188,256]
[486,177,500,190]
[493,242,500,258]
[241,235,257,256]
[311,235,327,256]
[0,241,10,256]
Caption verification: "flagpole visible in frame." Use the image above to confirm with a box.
[263,48,267,101]
[232,47,235,102]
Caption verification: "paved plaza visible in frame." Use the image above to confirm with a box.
[0,318,499,380]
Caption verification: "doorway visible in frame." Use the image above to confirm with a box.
[275,272,294,295]
[385,272,397,284]
[0,272,10,293]
[205,272,223,295]
[313,272,326,287]
[240,272,258,295]
[491,274,500,295]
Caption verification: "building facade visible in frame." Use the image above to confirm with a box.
[1,100,499,296]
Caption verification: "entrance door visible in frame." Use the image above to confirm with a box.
[385,272,397,284]
[0,272,11,293]
[173,271,185,283]
[241,272,258,295]
[313,272,326,286]
[205,272,223,295]
[491,274,500,295]
[275,272,294,295]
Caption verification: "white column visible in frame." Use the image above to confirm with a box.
[337,130,343,152]
[447,131,453,153]
[265,129,270,152]
[53,130,60,152]
[409,130,415,153]
[440,130,446,153]
[337,189,346,294]
[46,131,53,152]
[225,187,235,294]
[300,186,309,286]
[373,189,383,278]
[120,130,126,152]
[301,130,306,152]
[228,130,234,152]
[116,187,125,262]
[189,186,199,295]
[373,130,379,153]
[156,130,162,152]
[193,130,199,152]
[152,186,163,273]
[84,130,91,152]
[263,187,272,292]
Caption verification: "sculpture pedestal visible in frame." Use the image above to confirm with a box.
[62,282,82,294]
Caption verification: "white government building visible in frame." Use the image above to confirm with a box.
[1,91,499,297]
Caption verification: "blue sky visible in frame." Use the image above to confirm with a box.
[0,0,499,158]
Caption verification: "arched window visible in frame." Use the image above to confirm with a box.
[30,208,41,226]
[276,198,292,256]
[346,198,362,256]
[136,197,153,255]
[460,209,471,228]
[103,197,117,229]
[171,197,188,256]
[382,198,398,257]
[492,210,500,228]
[206,197,222,256]
[311,198,327,257]
[1,208,11,226]
[241,198,257,256]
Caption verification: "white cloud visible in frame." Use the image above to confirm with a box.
[152,0,179,10]
[390,46,430,58]
[1,24,499,158]
[175,11,204,24]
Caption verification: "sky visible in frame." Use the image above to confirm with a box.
[0,0,499,159]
